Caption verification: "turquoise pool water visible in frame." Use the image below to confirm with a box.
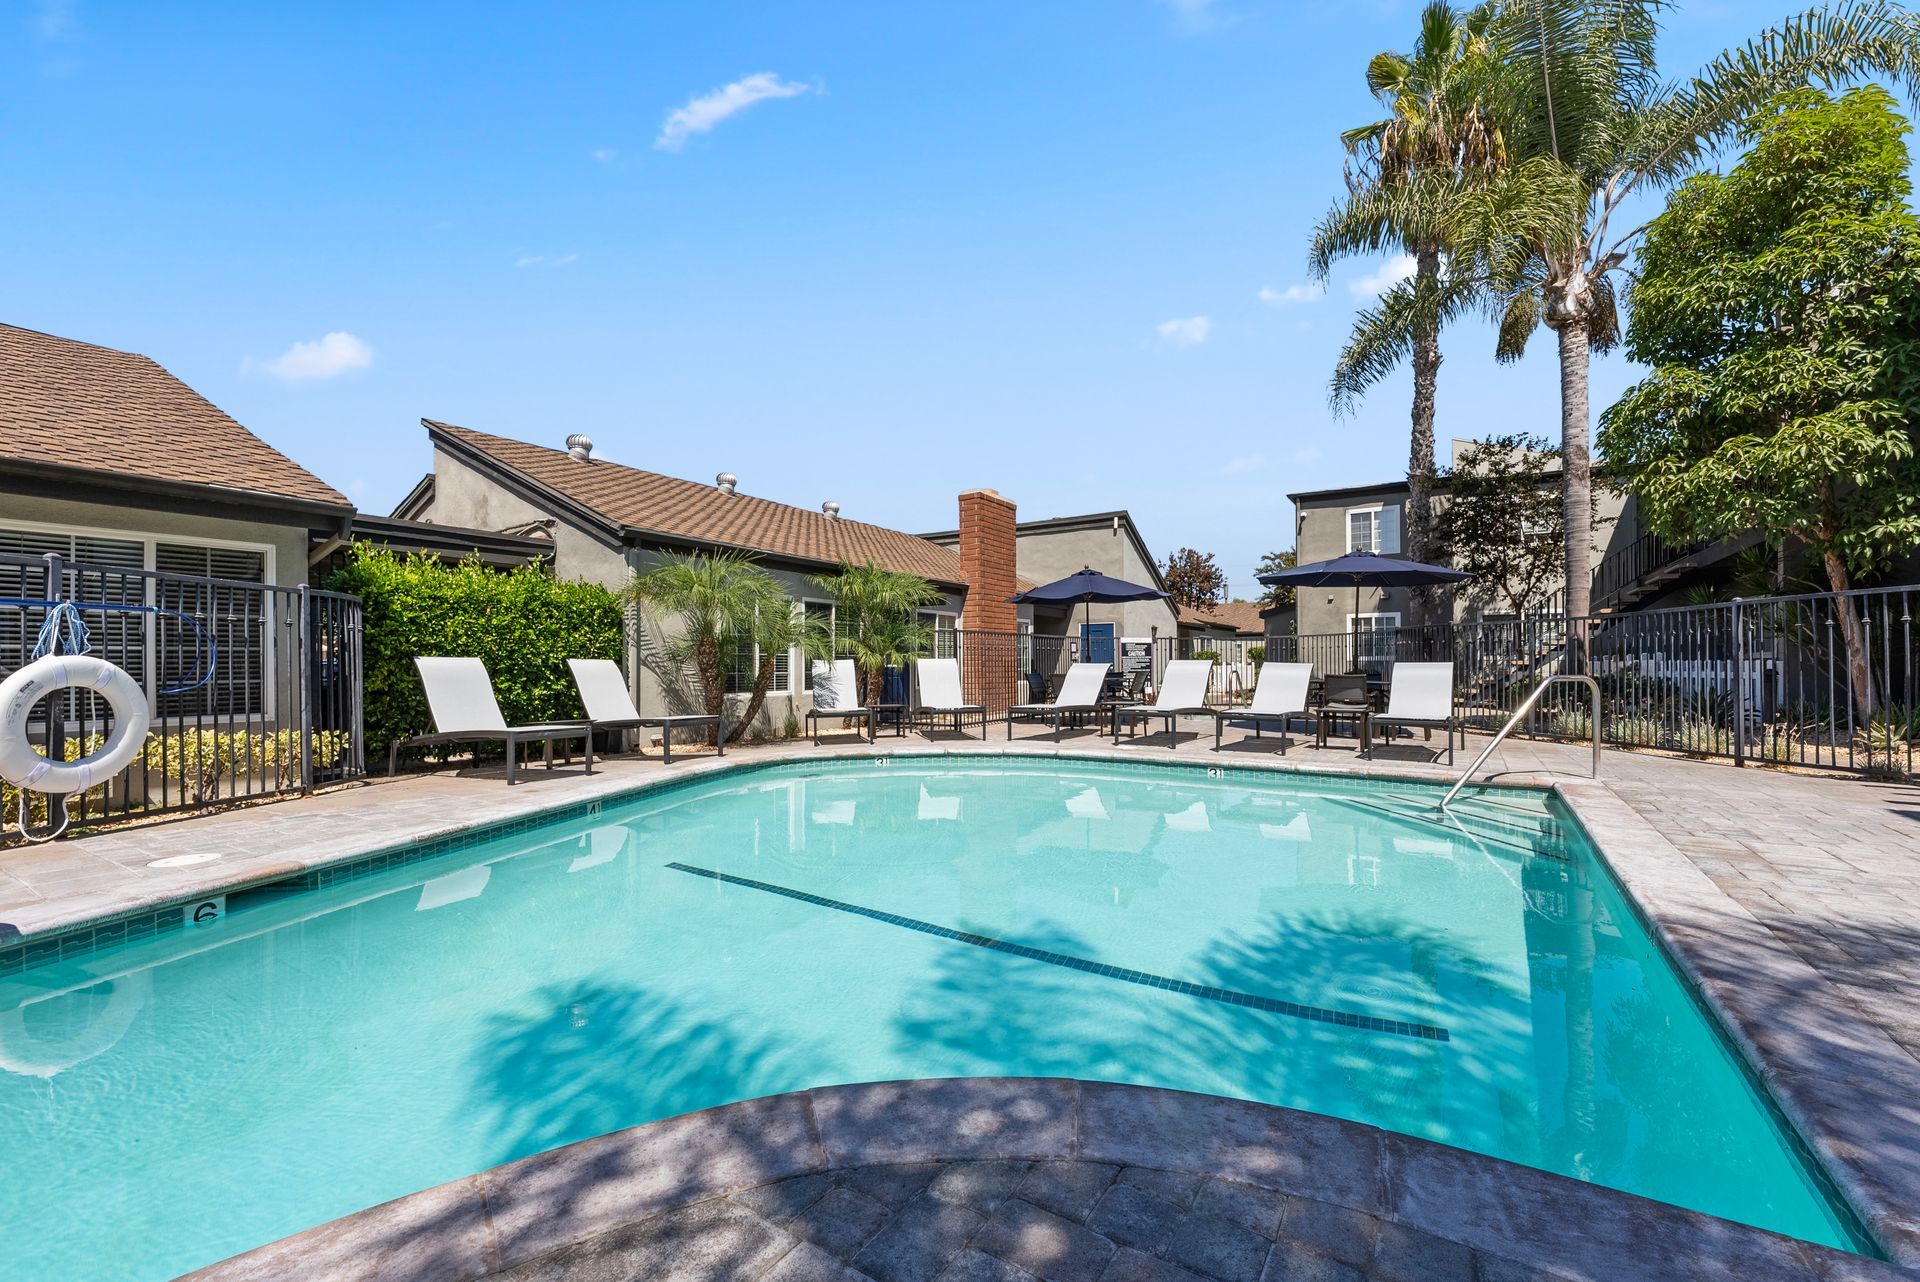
[0,758,1862,1276]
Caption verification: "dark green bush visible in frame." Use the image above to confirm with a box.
[327,544,624,762]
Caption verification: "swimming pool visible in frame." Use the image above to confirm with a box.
[0,757,1864,1277]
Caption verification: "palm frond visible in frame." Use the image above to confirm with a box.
[1587,270,1620,353]
[1495,291,1541,362]
[1626,0,1920,194]
[1330,271,1481,415]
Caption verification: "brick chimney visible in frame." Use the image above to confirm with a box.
[956,489,1018,633]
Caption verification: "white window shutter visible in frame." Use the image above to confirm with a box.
[1379,504,1402,554]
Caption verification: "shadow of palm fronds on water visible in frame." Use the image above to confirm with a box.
[466,979,816,1163]
[1166,908,1535,1152]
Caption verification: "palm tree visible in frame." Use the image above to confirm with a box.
[627,550,813,744]
[814,560,944,705]
[1460,0,1920,616]
[1309,1,1506,622]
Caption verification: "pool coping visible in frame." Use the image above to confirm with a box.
[181,1077,1904,1282]
[7,741,1920,1268]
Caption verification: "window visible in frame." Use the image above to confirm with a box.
[724,600,795,695]
[921,610,958,658]
[801,601,837,690]
[0,529,146,727]
[724,638,757,695]
[1348,612,1400,672]
[0,525,274,722]
[1346,504,1401,555]
[155,543,268,718]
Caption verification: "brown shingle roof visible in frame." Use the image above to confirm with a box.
[0,323,349,509]
[428,420,970,585]
[1176,601,1266,634]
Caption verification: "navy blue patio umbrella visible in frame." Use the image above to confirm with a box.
[1009,566,1169,642]
[1257,550,1468,672]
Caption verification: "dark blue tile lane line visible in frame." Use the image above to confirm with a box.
[664,862,1450,1043]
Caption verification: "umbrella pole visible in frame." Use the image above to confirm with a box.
[1352,583,1362,675]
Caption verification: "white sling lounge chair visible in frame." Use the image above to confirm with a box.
[1005,661,1111,741]
[806,659,875,745]
[1371,661,1458,764]
[568,658,723,765]
[390,657,593,785]
[1111,658,1216,747]
[913,657,985,738]
[1211,661,1313,752]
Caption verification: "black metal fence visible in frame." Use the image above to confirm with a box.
[1264,587,1915,774]
[940,585,1916,775]
[0,551,365,841]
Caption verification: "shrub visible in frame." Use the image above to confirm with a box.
[327,544,624,762]
[1674,716,1733,758]
[0,733,107,831]
[1189,649,1222,662]
[1246,646,1266,667]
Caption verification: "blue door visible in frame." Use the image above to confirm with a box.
[1080,623,1115,666]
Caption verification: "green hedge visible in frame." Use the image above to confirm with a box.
[328,544,624,762]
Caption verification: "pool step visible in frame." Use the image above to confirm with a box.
[1325,794,1575,860]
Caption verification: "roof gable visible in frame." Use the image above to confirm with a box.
[427,420,969,585]
[0,323,349,510]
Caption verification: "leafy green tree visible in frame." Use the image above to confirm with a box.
[812,560,944,705]
[1254,549,1298,609]
[1599,85,1920,717]
[1160,547,1227,609]
[1311,2,1505,622]
[1450,0,1920,616]
[628,551,824,744]
[1430,433,1568,617]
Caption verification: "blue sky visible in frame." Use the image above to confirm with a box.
[0,0,1850,596]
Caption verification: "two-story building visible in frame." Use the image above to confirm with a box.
[1289,440,1633,640]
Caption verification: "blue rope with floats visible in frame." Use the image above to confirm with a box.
[2,597,218,693]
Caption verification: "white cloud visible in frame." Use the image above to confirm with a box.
[1349,254,1419,298]
[655,72,810,152]
[1259,283,1322,306]
[1155,315,1214,348]
[1292,445,1323,464]
[591,148,617,164]
[259,332,373,383]
[1222,454,1267,475]
[1157,0,1232,30]
[1157,0,1224,28]
[515,253,579,269]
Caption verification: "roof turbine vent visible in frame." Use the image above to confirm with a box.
[716,472,738,495]
[565,434,593,462]
[822,501,841,520]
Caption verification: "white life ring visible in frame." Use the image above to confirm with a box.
[0,655,150,794]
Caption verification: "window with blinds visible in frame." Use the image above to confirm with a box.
[0,530,147,727]
[801,602,835,690]
[154,543,268,719]
[1,528,276,723]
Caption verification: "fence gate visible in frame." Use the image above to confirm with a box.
[0,551,366,841]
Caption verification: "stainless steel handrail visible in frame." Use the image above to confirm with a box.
[1440,673,1601,810]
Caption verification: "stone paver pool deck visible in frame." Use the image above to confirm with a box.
[183,1079,1905,1282]
[5,722,1920,1278]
